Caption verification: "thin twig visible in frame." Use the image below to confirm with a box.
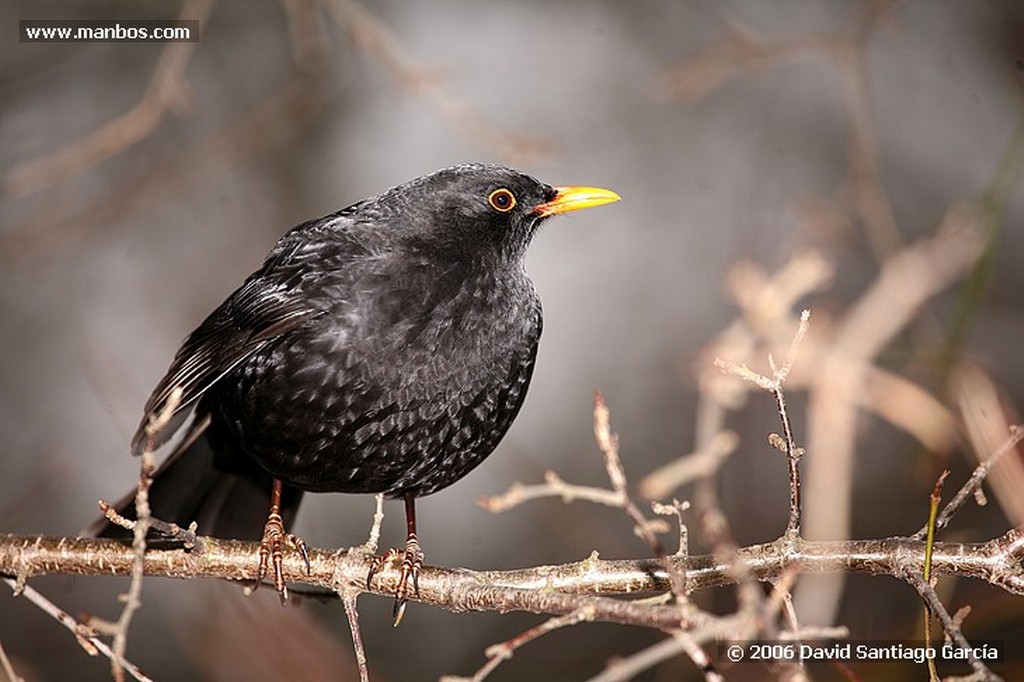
[341,592,369,682]
[923,470,950,682]
[716,310,810,539]
[442,607,595,682]
[651,499,690,557]
[904,572,1002,682]
[773,384,803,540]
[593,393,688,600]
[913,426,1024,539]
[110,386,182,682]
[2,578,152,682]
[0,640,22,682]
[97,501,199,549]
[637,431,738,501]
[479,470,625,513]
[588,631,723,682]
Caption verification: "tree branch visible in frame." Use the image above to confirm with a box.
[4,532,1023,624]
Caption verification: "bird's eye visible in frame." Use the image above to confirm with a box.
[487,188,516,212]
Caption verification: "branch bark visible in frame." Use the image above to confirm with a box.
[3,531,1022,628]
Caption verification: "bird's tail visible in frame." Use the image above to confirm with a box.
[86,422,303,542]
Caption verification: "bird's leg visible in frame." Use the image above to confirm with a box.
[255,478,310,604]
[395,494,424,619]
[365,494,424,625]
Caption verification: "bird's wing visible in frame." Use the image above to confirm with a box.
[130,272,320,455]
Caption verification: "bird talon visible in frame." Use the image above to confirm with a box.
[287,533,311,575]
[400,535,424,600]
[365,538,423,626]
[366,547,400,589]
[253,480,306,604]
[392,596,408,626]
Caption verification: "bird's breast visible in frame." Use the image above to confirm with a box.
[217,265,542,495]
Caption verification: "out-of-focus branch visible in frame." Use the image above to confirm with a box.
[1,75,328,265]
[3,0,214,198]
[953,365,1024,528]
[1,577,152,682]
[661,1,904,259]
[441,608,595,682]
[0,641,20,682]
[637,431,738,501]
[323,0,550,163]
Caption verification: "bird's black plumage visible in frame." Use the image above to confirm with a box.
[92,164,618,602]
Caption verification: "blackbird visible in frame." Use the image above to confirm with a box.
[91,163,619,613]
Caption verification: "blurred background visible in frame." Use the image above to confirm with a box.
[2,0,1023,680]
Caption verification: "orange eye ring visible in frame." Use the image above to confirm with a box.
[487,188,516,212]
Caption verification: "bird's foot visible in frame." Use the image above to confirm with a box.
[254,511,310,604]
[366,534,424,626]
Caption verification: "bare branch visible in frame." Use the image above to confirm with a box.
[443,607,595,682]
[592,394,689,599]
[4,533,1024,613]
[651,499,691,558]
[638,431,738,501]
[0,640,23,682]
[361,493,386,554]
[904,572,1002,682]
[914,426,1024,539]
[479,470,624,513]
[109,386,183,682]
[2,578,152,682]
[716,311,811,538]
[341,592,369,682]
[588,631,723,682]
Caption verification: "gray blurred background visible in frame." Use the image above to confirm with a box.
[2,1,1023,680]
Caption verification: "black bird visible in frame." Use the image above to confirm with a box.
[92,163,619,612]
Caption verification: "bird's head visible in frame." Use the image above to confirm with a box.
[367,164,620,264]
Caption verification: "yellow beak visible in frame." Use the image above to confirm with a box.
[533,185,621,218]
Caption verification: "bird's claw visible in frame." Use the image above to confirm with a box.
[366,536,424,626]
[255,513,310,604]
